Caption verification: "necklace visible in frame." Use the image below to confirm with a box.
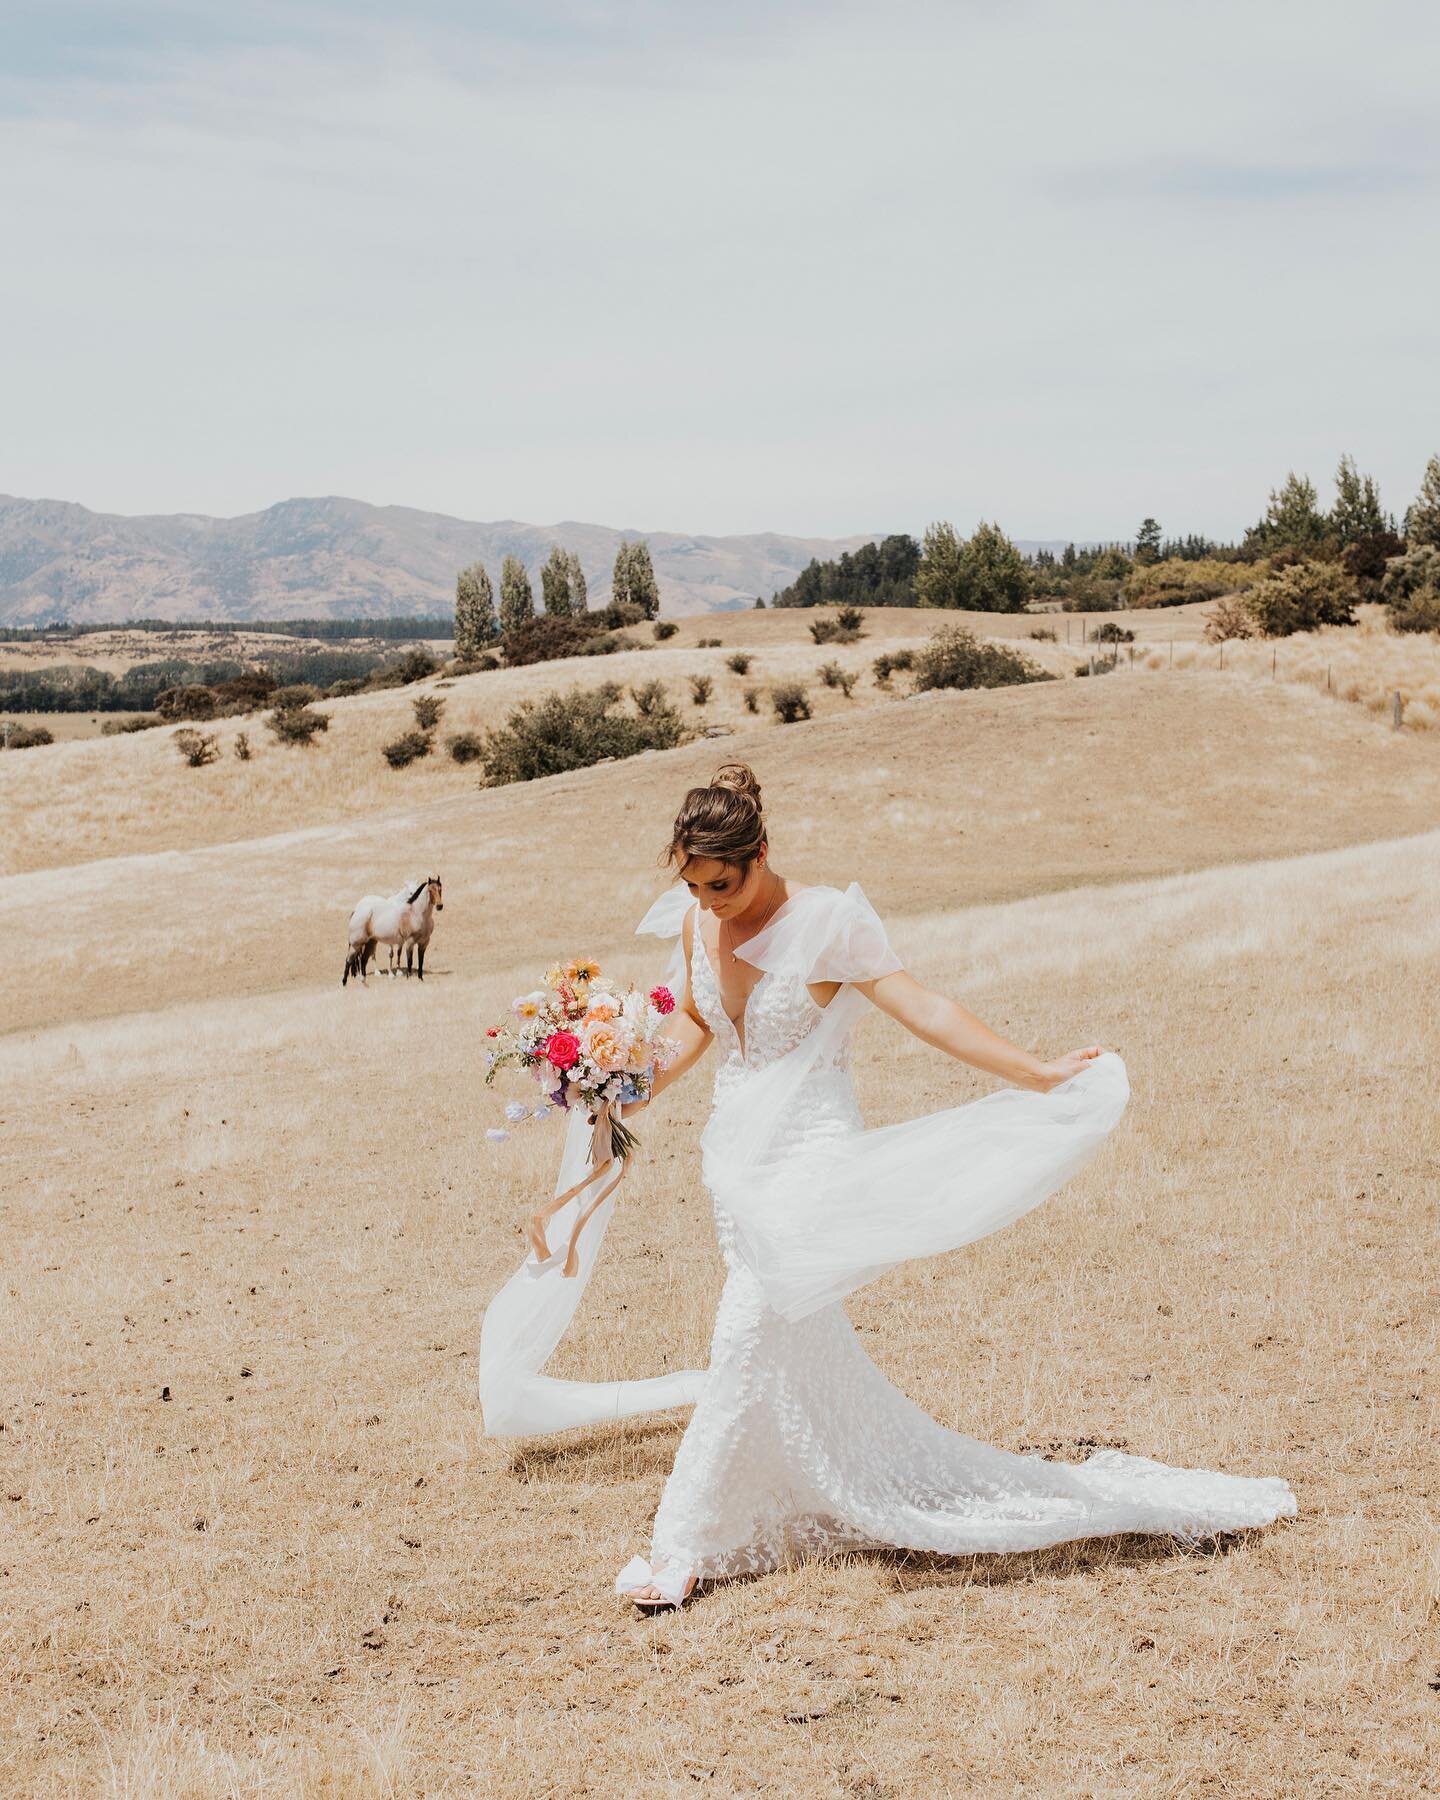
[719,870,785,979]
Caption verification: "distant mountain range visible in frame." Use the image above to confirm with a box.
[0,493,887,624]
[0,493,1079,625]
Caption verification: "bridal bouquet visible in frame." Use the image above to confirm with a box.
[483,957,681,1163]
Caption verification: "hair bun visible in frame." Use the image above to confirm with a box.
[710,761,763,813]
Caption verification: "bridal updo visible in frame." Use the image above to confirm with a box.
[665,762,766,872]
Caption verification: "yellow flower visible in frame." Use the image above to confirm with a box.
[566,957,601,983]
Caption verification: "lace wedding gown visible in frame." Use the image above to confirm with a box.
[477,884,1297,1597]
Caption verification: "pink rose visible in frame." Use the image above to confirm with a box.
[543,1030,581,1071]
[650,985,676,1016]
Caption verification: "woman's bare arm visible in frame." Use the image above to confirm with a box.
[624,906,712,1114]
[855,969,1101,1093]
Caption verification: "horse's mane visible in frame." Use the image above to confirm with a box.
[407,880,428,904]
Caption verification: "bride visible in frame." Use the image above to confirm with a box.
[479,763,1296,1609]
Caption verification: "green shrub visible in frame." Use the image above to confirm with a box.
[479,681,685,786]
[101,714,161,735]
[630,679,671,716]
[324,677,367,698]
[450,653,500,674]
[1030,626,1057,641]
[383,729,434,768]
[172,728,220,767]
[365,648,440,690]
[726,652,752,674]
[771,681,812,723]
[835,606,865,633]
[1123,557,1256,609]
[1,720,54,749]
[155,683,217,721]
[265,705,330,745]
[911,626,1051,693]
[743,686,760,713]
[1245,560,1357,636]
[653,620,679,641]
[1205,597,1258,643]
[412,693,445,731]
[1094,622,1134,644]
[446,731,484,764]
[1382,545,1440,633]
[697,636,723,648]
[501,614,612,666]
[818,660,857,696]
[234,731,252,761]
[872,648,915,685]
[603,600,649,629]
[810,614,862,646]
[270,683,321,711]
[689,673,714,705]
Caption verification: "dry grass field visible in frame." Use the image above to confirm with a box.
[3,635,1439,1795]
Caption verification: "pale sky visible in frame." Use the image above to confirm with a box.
[3,0,1438,540]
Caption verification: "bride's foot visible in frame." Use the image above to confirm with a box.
[615,1555,697,1610]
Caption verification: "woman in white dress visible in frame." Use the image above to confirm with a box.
[478,763,1297,1609]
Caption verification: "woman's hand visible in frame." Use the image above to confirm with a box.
[1026,1045,1105,1092]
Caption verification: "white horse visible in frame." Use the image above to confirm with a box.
[398,874,444,980]
[342,877,443,985]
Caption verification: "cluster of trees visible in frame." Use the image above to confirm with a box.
[768,453,1440,633]
[453,540,660,659]
[0,616,452,643]
[0,647,443,719]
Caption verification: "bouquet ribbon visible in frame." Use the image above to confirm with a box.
[525,1098,627,1277]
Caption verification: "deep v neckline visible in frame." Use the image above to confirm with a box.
[694,917,768,1062]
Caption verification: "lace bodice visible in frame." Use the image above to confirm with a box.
[688,907,837,1074]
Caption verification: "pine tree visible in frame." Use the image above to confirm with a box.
[1135,517,1162,564]
[499,556,534,633]
[540,545,573,617]
[914,521,967,608]
[564,549,588,612]
[1331,456,1387,546]
[1247,472,1328,556]
[1406,454,1440,550]
[454,560,496,658]
[963,521,1032,612]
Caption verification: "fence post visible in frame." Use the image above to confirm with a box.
[1392,690,1403,730]
[1219,640,1225,671]
[1327,664,1332,691]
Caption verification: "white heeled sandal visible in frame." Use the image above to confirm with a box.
[615,1555,697,1611]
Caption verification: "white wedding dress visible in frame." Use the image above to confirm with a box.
[478,884,1297,1601]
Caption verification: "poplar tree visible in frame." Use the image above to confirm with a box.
[629,540,660,619]
[612,539,661,619]
[454,561,496,658]
[564,549,588,611]
[499,556,534,633]
[540,545,573,616]
[611,540,634,609]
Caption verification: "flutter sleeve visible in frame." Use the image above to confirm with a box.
[733,882,904,985]
[634,884,694,999]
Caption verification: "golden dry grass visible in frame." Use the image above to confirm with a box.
[1142,607,1440,731]
[2,602,1225,877]
[3,799,1437,1794]
[7,673,1440,1038]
